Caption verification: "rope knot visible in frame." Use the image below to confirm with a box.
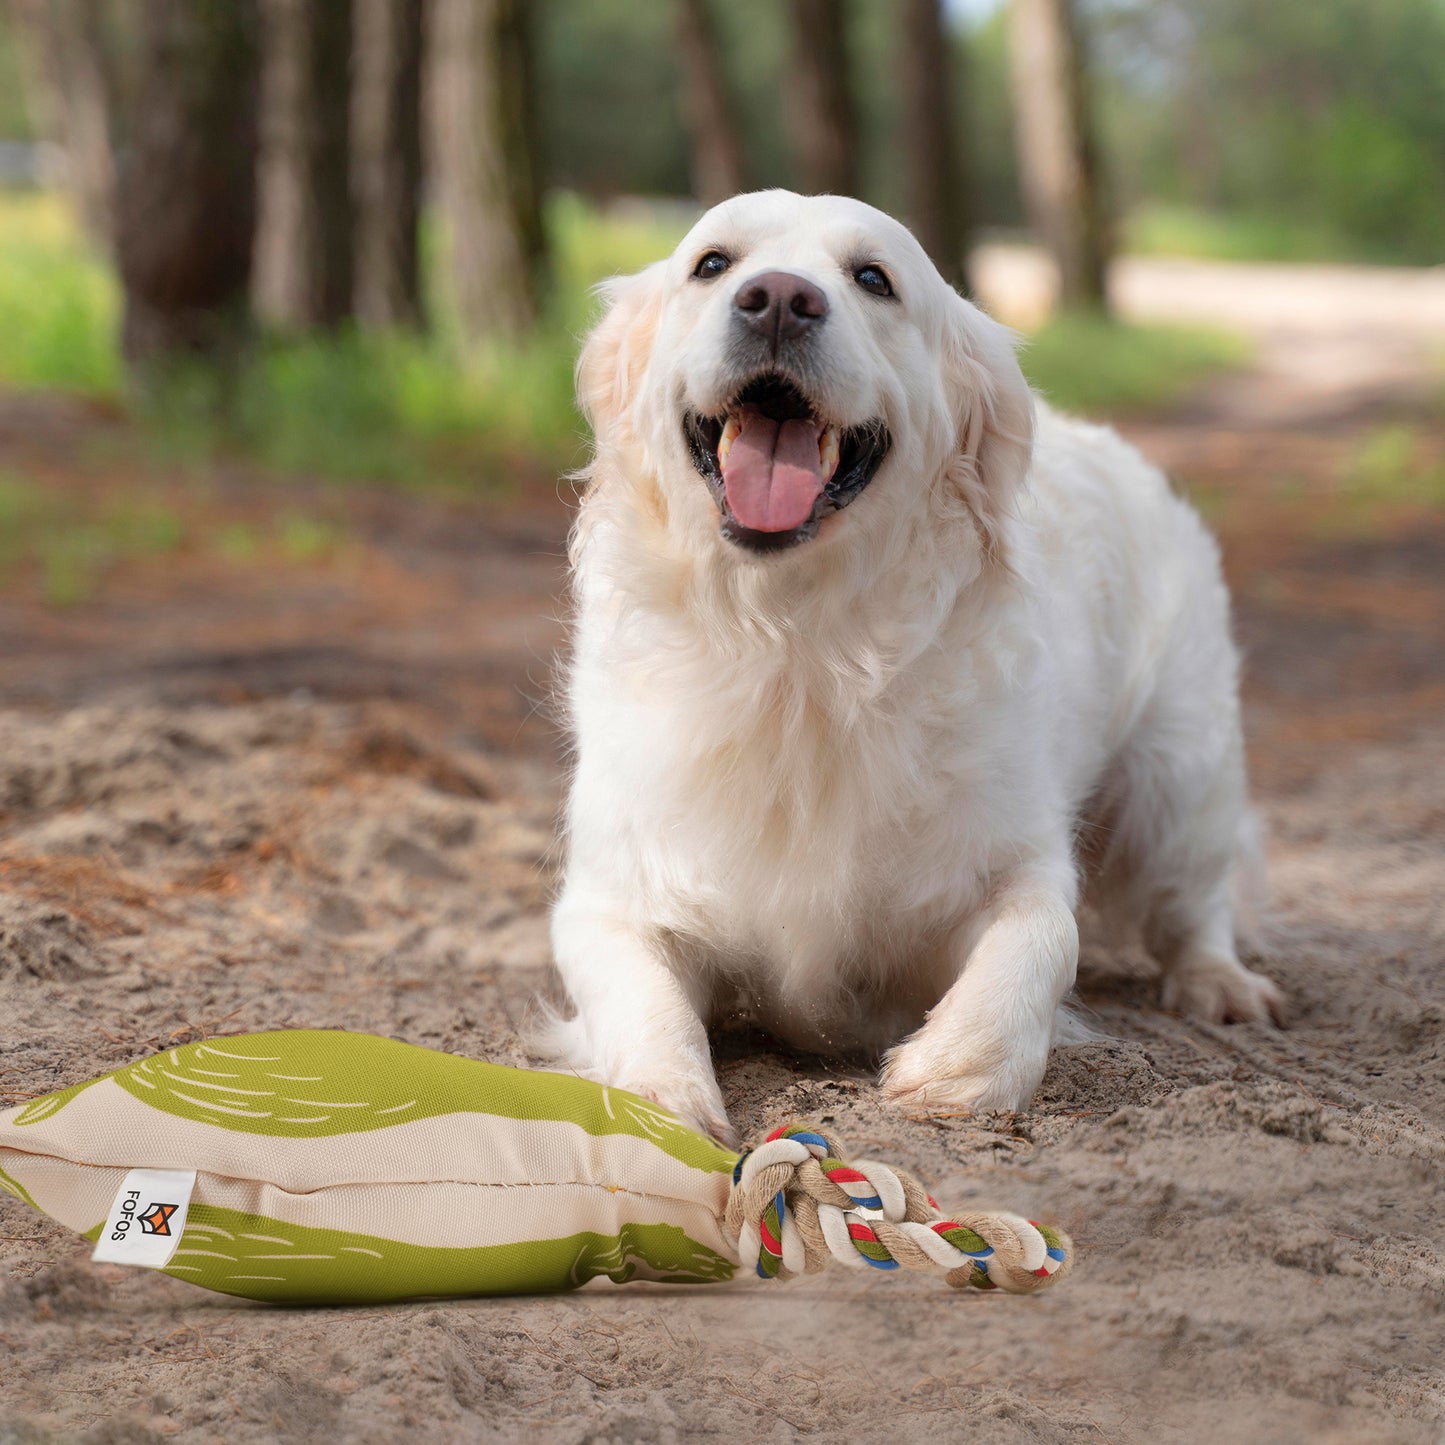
[723,1122,1073,1295]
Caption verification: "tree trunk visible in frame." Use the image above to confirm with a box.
[427,0,547,340]
[114,0,260,375]
[352,0,423,329]
[787,0,857,196]
[673,0,748,206]
[8,0,122,248]
[899,0,969,292]
[1007,0,1111,311]
[253,0,355,330]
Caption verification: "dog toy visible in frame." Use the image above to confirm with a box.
[0,1030,1072,1303]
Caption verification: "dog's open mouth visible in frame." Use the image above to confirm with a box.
[683,374,891,552]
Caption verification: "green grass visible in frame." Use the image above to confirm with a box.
[1342,425,1445,502]
[0,470,185,605]
[1310,424,1445,538]
[0,193,121,394]
[0,190,685,491]
[1124,203,1360,266]
[1020,313,1250,414]
[276,512,346,563]
[0,465,359,606]
[136,194,689,489]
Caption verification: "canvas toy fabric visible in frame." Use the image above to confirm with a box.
[0,1030,1073,1303]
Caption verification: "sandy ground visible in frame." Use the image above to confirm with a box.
[2,258,1443,1443]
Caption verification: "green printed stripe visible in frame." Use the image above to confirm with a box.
[0,1161,41,1211]
[147,1202,735,1302]
[12,1077,97,1127]
[96,1030,735,1173]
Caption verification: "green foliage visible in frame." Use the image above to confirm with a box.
[0,190,686,491]
[0,470,185,606]
[0,193,119,392]
[1094,0,1445,265]
[1319,425,1445,535]
[1020,314,1250,413]
[524,0,1445,265]
[216,521,261,562]
[0,10,35,143]
[5,2,1445,270]
[961,8,1027,232]
[0,190,1253,493]
[1342,426,1445,505]
[538,0,1018,227]
[205,195,684,489]
[1124,204,1359,265]
[0,462,366,606]
[211,196,683,489]
[540,0,691,197]
[273,513,338,563]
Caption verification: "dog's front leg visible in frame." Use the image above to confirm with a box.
[548,892,734,1145]
[881,864,1078,1115]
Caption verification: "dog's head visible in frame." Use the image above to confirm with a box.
[578,190,1033,568]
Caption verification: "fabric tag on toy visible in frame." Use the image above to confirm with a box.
[91,1168,197,1269]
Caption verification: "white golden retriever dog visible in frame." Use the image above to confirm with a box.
[546,190,1284,1143]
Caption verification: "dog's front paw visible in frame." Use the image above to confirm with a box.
[880,1021,1050,1116]
[615,1070,738,1149]
[531,1010,737,1146]
[1162,955,1287,1026]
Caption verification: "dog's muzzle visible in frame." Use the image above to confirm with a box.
[683,372,892,554]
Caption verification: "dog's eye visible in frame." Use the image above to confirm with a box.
[693,251,731,280]
[854,265,893,298]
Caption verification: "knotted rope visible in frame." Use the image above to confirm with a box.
[724,1123,1073,1294]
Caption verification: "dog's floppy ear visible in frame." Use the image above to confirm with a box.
[576,262,667,443]
[941,296,1035,569]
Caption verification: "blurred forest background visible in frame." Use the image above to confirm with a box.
[5,14,1445,1443]
[0,0,1441,515]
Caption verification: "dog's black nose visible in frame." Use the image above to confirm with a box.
[733,271,828,347]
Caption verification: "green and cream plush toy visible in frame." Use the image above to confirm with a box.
[0,1030,1073,1303]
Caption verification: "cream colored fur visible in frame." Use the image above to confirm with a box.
[545,190,1284,1144]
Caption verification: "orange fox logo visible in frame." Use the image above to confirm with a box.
[137,1202,179,1237]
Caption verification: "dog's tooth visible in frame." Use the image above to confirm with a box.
[819,425,840,478]
[718,414,741,470]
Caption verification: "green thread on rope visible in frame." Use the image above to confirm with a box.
[725,1120,1076,1293]
[937,1223,990,1254]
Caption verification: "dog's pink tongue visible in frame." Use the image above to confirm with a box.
[721,411,826,533]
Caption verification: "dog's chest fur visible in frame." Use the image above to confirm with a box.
[571,572,1040,1019]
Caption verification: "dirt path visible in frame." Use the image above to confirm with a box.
[1,262,1442,1443]
[976,246,1445,424]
